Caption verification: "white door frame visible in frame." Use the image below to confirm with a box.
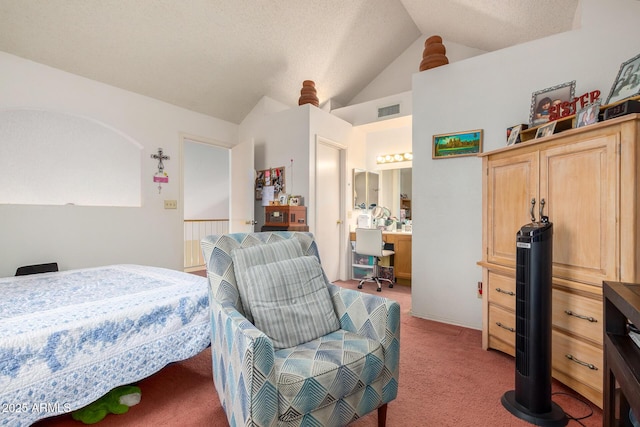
[312,135,347,280]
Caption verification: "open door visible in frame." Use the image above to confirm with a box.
[230,138,255,233]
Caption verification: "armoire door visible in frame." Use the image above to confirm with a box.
[539,135,619,285]
[486,151,539,267]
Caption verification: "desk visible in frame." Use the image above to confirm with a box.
[350,231,412,285]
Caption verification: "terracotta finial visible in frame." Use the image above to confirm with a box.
[298,80,319,107]
[419,35,449,71]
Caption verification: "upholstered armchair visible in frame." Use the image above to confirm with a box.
[201,232,400,427]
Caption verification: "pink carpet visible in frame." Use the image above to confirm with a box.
[34,281,602,426]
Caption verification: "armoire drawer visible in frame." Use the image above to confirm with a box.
[552,288,603,345]
[487,271,516,310]
[551,330,602,402]
[488,304,515,355]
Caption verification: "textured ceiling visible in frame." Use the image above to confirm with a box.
[0,0,579,124]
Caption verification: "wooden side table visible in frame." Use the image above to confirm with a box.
[603,281,640,426]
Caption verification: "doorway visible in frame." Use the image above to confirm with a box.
[182,138,230,271]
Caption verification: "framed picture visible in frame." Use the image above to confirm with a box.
[535,121,557,139]
[575,101,601,128]
[432,129,483,159]
[507,124,526,146]
[529,81,576,127]
[606,53,640,105]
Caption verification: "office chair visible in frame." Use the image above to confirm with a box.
[15,262,59,276]
[355,227,395,292]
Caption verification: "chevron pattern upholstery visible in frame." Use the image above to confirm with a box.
[201,232,400,427]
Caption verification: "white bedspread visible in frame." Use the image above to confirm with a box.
[0,264,210,426]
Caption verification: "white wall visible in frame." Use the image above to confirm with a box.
[0,52,238,277]
[350,36,486,105]
[183,140,229,219]
[239,99,361,279]
[410,0,640,329]
[241,104,310,230]
[365,124,412,172]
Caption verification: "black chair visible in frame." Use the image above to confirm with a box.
[15,262,59,276]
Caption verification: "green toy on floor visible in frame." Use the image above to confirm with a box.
[71,385,141,424]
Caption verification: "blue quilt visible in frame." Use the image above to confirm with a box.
[0,264,210,426]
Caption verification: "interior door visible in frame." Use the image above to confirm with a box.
[230,138,255,233]
[315,137,344,281]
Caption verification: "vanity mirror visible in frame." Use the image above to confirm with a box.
[353,169,379,209]
[380,168,412,220]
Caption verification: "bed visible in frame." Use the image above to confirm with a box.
[0,264,210,426]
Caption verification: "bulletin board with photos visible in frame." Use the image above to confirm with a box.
[255,166,285,200]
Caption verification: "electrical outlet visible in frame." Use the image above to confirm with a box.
[164,200,177,209]
[477,281,483,298]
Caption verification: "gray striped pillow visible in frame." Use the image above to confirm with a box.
[245,255,340,349]
[231,238,304,322]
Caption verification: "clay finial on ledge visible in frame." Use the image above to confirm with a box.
[419,35,449,71]
[298,80,319,107]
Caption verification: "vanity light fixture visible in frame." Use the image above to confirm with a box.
[376,152,413,164]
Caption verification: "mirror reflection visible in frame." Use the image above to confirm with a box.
[353,169,366,208]
[368,171,379,208]
[379,168,412,221]
[353,169,379,209]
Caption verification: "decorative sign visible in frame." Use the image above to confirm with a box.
[549,90,601,121]
[153,173,169,183]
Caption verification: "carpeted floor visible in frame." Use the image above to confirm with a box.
[34,281,602,427]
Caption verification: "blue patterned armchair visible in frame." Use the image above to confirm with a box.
[201,232,400,427]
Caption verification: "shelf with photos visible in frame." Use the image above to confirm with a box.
[507,52,640,146]
[515,94,640,144]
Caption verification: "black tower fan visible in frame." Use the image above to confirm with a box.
[501,200,567,426]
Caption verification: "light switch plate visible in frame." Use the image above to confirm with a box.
[164,200,177,209]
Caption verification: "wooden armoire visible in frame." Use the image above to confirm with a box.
[478,114,640,408]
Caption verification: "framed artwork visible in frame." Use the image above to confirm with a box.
[529,81,576,127]
[507,124,526,146]
[535,121,557,139]
[606,53,640,105]
[432,129,483,159]
[575,101,601,128]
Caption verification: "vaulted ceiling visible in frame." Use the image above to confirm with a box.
[0,0,579,124]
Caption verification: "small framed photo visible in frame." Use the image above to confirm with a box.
[575,101,601,128]
[606,53,640,105]
[278,193,289,205]
[535,121,557,139]
[432,129,483,159]
[507,124,527,146]
[529,81,576,127]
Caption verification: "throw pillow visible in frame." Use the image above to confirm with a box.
[231,238,304,322]
[245,255,340,349]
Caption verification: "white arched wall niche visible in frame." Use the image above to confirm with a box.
[0,108,142,206]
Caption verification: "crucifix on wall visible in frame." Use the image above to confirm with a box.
[151,148,170,193]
